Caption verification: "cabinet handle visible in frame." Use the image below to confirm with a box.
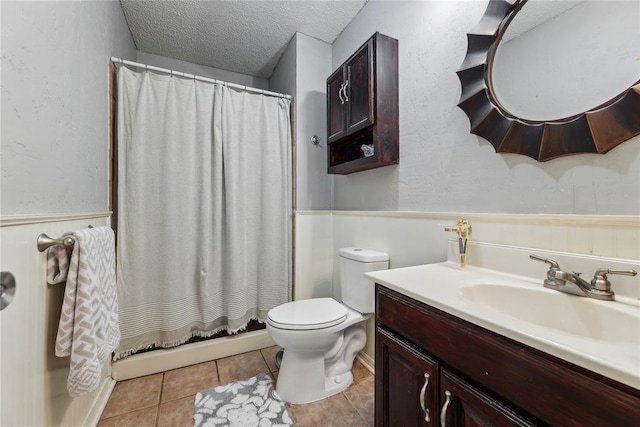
[440,390,451,427]
[419,373,430,422]
[338,83,345,104]
[343,80,349,102]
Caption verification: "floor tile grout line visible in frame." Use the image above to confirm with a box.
[99,373,168,421]
[259,347,273,375]
[158,372,165,403]
[99,403,160,422]
[342,390,369,427]
[155,372,164,427]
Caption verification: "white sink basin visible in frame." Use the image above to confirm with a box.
[459,283,640,345]
[365,260,640,390]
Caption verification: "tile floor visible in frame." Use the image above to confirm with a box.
[98,346,375,427]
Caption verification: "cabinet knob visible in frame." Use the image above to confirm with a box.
[343,80,349,102]
[419,373,430,422]
[338,83,345,104]
[440,390,452,427]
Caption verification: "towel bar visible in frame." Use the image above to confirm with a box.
[37,226,93,252]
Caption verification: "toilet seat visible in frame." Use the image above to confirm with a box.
[267,298,347,330]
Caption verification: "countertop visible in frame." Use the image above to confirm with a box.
[366,261,640,390]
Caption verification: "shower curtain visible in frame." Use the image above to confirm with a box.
[115,66,292,359]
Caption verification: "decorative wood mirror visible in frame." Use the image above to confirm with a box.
[457,0,640,161]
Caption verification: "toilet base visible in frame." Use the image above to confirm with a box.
[276,352,356,404]
[323,370,354,398]
[274,323,367,404]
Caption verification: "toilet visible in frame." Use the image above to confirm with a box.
[266,247,389,404]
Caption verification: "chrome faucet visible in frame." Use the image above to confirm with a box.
[529,254,637,301]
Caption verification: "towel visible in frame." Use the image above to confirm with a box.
[47,240,70,285]
[47,226,120,397]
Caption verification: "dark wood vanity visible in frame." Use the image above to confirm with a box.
[375,285,640,426]
[327,32,398,174]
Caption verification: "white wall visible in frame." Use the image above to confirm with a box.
[330,0,640,214]
[1,0,137,215]
[294,212,334,300]
[137,51,269,90]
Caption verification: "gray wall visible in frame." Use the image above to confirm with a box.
[269,35,297,111]
[1,1,137,215]
[137,51,269,90]
[331,0,640,214]
[294,33,333,210]
[270,33,333,211]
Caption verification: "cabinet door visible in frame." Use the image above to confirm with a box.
[345,38,375,134]
[376,327,438,427]
[327,67,346,143]
[439,369,538,427]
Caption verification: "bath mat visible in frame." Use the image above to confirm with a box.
[194,373,293,427]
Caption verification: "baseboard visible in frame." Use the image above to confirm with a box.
[111,330,276,381]
[357,351,375,375]
[83,377,116,427]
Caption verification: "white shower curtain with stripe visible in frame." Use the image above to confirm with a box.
[115,66,292,359]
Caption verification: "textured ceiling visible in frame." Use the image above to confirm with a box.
[120,0,367,79]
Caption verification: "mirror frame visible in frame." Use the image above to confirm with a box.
[457,0,640,161]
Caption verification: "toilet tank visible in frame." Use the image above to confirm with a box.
[339,247,389,313]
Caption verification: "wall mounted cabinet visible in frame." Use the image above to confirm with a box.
[375,285,640,426]
[327,33,398,174]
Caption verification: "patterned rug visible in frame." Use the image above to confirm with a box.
[194,373,293,427]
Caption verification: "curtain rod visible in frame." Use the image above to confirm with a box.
[110,57,292,100]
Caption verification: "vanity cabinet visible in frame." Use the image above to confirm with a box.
[327,32,398,174]
[375,285,640,427]
[438,369,536,427]
[376,327,534,427]
[376,328,438,426]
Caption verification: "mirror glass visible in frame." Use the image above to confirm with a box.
[492,0,640,122]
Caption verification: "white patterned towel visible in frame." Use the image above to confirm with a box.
[47,226,120,397]
[46,240,70,285]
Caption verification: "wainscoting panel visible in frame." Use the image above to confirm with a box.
[327,211,640,367]
[332,211,639,264]
[0,213,112,427]
[294,211,334,301]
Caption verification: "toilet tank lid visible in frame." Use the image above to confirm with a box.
[339,247,389,262]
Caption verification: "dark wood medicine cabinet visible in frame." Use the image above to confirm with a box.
[327,32,399,174]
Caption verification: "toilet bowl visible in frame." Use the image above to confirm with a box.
[266,247,389,404]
